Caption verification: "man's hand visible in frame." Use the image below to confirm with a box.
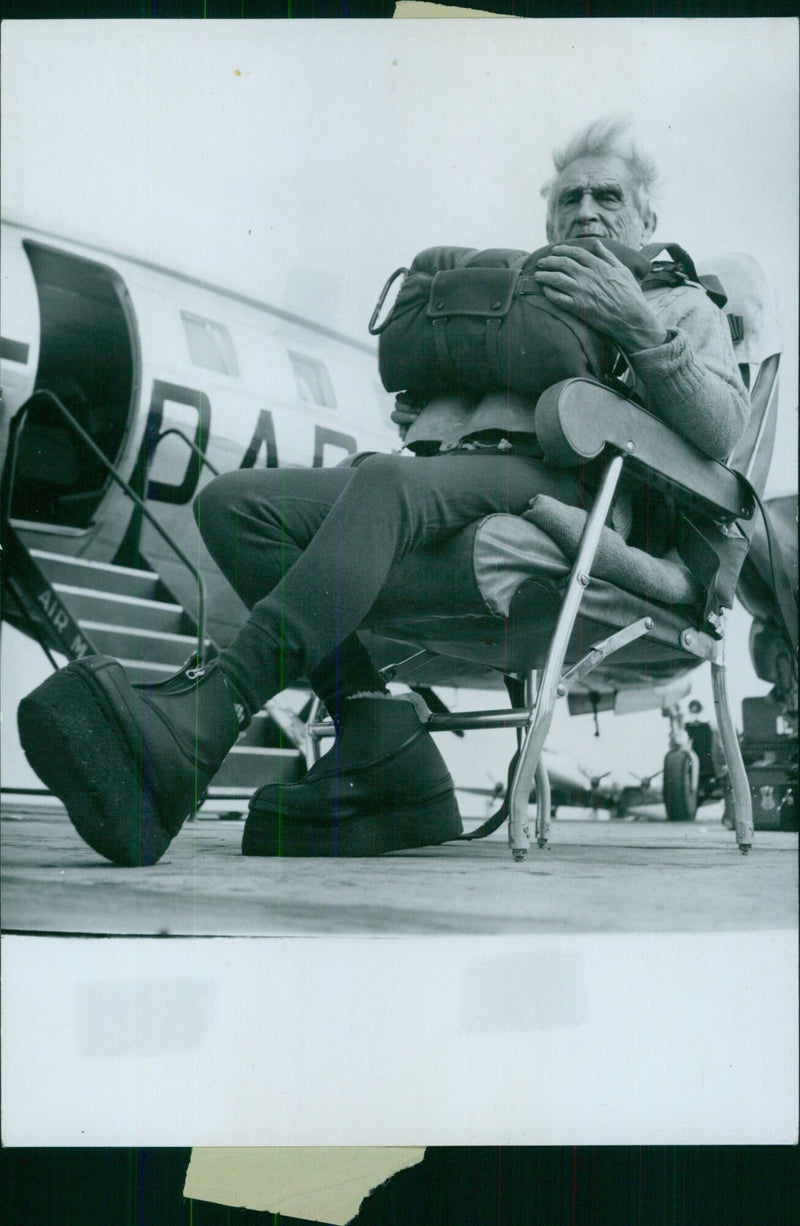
[534,238,668,353]
[391,397,421,441]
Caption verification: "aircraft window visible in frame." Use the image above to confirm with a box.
[180,311,240,377]
[289,352,337,409]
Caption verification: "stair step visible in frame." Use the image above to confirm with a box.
[209,746,304,789]
[79,621,200,666]
[30,550,166,601]
[53,585,190,635]
[115,659,176,684]
[235,710,304,751]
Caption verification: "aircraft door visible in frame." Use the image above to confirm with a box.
[0,232,41,479]
[0,233,41,421]
[6,242,139,531]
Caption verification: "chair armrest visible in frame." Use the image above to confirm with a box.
[535,378,754,522]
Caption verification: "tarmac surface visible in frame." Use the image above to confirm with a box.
[2,798,796,936]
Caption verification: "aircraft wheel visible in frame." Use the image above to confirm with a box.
[663,748,699,822]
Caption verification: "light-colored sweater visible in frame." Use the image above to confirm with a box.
[489,286,753,612]
[629,283,750,462]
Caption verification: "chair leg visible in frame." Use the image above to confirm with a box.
[305,695,326,766]
[534,759,551,849]
[520,671,551,850]
[711,657,754,854]
[506,452,625,860]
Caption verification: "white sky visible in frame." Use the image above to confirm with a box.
[3,19,797,472]
[1,16,798,786]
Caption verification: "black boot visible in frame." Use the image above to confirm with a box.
[17,655,248,867]
[243,693,462,856]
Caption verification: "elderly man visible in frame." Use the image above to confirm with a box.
[19,119,750,866]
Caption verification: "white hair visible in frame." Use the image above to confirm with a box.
[541,117,659,238]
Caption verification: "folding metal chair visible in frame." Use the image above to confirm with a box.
[308,254,783,861]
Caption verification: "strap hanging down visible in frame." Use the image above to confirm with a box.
[460,681,524,841]
[459,800,509,841]
[640,242,729,309]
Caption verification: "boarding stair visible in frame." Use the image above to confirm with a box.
[1,392,304,810]
[2,531,304,805]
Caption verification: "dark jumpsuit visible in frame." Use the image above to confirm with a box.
[195,451,588,716]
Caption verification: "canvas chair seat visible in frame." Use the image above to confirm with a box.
[362,515,700,688]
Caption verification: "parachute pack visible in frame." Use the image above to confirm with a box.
[370,239,730,404]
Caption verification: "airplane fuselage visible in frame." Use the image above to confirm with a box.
[1,218,399,645]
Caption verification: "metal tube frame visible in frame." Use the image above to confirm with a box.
[156,427,220,478]
[505,451,626,859]
[301,449,752,862]
[534,758,551,849]
[559,617,654,692]
[309,706,539,736]
[303,450,627,861]
[305,694,327,766]
[710,615,754,853]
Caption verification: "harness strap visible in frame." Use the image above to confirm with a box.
[727,314,745,344]
[459,799,509,841]
[460,734,521,842]
[640,241,701,283]
[485,317,505,381]
[640,242,729,309]
[431,317,460,384]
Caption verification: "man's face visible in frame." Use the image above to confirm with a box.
[547,154,655,248]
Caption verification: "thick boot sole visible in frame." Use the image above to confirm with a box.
[17,661,173,867]
[242,789,462,857]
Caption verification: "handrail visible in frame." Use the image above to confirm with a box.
[2,392,210,662]
[156,427,220,478]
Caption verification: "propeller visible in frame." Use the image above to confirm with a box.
[627,768,664,791]
[456,773,505,800]
[590,770,612,789]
